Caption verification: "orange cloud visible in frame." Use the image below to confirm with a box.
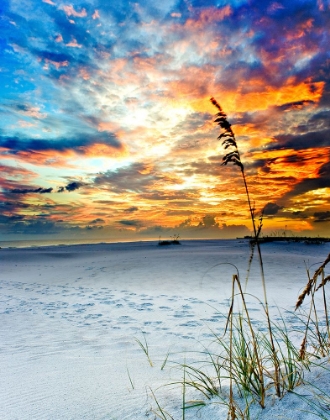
[77,143,127,158]
[247,147,330,202]
[0,164,37,180]
[14,149,77,167]
[5,141,127,167]
[210,79,324,114]
[97,121,119,132]
[66,39,82,48]
[185,6,232,29]
[286,18,314,41]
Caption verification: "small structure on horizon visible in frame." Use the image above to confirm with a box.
[158,234,181,246]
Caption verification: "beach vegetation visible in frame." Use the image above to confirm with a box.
[211,97,281,399]
[126,365,135,390]
[145,255,330,418]
[140,101,330,419]
[135,332,153,367]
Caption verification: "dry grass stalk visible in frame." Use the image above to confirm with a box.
[229,275,236,419]
[316,274,330,292]
[299,336,307,361]
[296,254,330,359]
[211,97,281,398]
[295,253,330,310]
[228,274,266,408]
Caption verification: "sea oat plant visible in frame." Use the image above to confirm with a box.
[139,103,330,419]
[210,97,281,397]
[295,254,330,359]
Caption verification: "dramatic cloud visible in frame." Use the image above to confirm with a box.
[0,133,122,155]
[281,159,330,201]
[199,215,219,228]
[1,0,330,239]
[119,220,142,227]
[263,202,283,216]
[90,218,105,224]
[10,187,53,194]
[314,211,330,223]
[93,163,174,194]
[58,181,85,192]
[125,206,139,213]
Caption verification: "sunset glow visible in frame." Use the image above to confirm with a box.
[1,0,330,242]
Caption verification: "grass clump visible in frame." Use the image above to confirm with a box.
[210,97,281,398]
[140,101,330,419]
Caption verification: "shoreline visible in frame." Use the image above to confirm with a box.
[0,237,246,250]
[2,235,329,250]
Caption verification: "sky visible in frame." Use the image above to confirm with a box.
[0,0,330,243]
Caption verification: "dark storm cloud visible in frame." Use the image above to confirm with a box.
[0,131,122,154]
[90,218,105,224]
[263,202,283,216]
[288,177,330,197]
[307,110,330,130]
[3,219,59,235]
[5,180,85,196]
[13,104,31,112]
[10,187,53,194]
[125,206,139,213]
[0,214,25,223]
[63,181,84,192]
[86,225,103,230]
[282,159,330,201]
[276,100,316,112]
[314,211,330,223]
[199,214,218,227]
[119,219,142,227]
[268,129,330,150]
[0,201,29,210]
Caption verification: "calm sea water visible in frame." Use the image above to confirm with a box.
[0,237,242,249]
[0,237,154,249]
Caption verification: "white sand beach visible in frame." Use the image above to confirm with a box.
[1,239,330,419]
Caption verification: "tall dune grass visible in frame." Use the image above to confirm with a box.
[210,97,281,399]
[139,101,330,419]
